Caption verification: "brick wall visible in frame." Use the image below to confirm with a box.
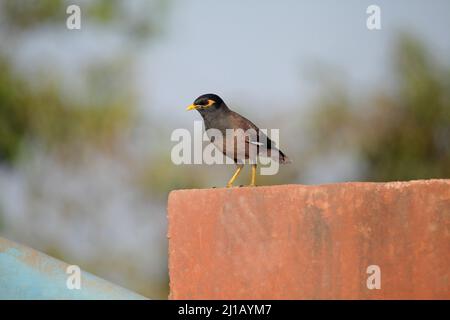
[168,180,450,299]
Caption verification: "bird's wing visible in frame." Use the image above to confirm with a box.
[229,111,274,150]
[227,110,290,163]
[244,130,273,151]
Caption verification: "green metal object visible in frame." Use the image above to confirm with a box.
[0,236,147,300]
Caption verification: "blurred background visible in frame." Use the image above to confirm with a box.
[0,0,449,298]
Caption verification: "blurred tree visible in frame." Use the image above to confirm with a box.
[0,56,134,163]
[308,35,450,181]
[0,0,168,165]
[0,0,171,298]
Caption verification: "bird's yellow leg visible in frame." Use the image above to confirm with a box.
[227,165,243,188]
[250,164,257,186]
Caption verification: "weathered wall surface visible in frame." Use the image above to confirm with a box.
[168,180,450,299]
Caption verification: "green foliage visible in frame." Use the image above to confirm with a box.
[0,59,28,163]
[0,0,170,299]
[0,0,163,39]
[309,35,450,181]
[0,0,168,165]
[1,0,65,29]
[0,55,135,164]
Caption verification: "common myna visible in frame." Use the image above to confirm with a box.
[186,93,290,187]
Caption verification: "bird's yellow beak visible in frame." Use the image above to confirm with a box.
[186,104,197,111]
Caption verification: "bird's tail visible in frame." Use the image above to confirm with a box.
[269,148,292,164]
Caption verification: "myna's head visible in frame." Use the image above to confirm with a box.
[186,94,228,114]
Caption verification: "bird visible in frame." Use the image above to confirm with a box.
[186,93,290,187]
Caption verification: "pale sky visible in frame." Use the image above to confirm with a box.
[11,0,450,120]
[140,0,450,118]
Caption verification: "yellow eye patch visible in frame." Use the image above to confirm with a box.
[186,99,215,111]
[204,99,215,107]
